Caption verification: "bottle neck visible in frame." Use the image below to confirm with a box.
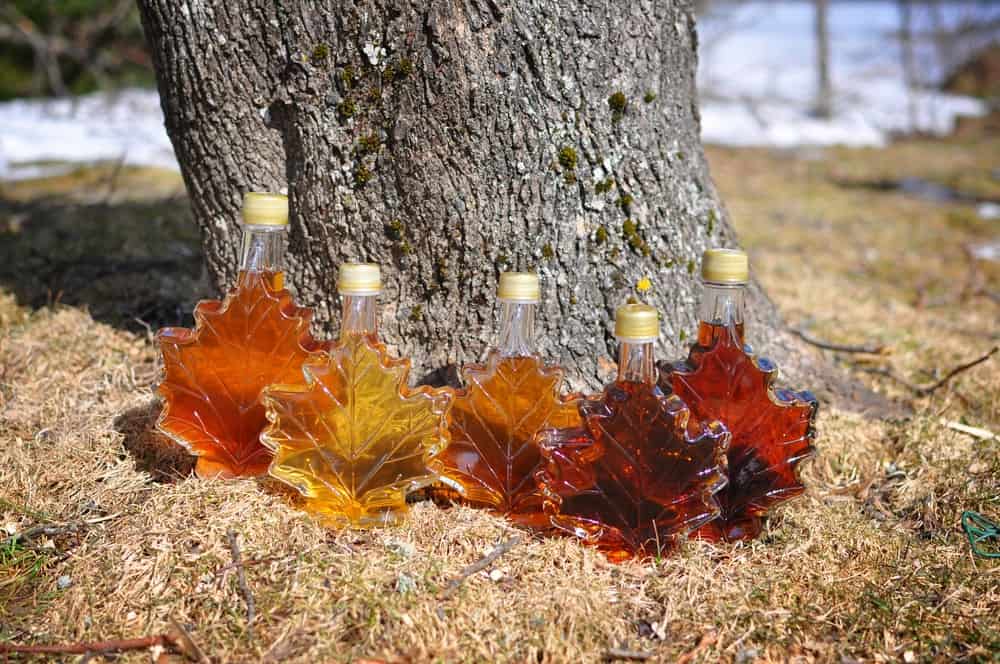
[617,339,656,384]
[239,226,286,274]
[340,294,378,339]
[497,300,536,357]
[699,281,746,339]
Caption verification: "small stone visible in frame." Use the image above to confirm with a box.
[395,573,417,594]
[57,575,72,589]
[488,568,505,582]
[385,539,415,558]
[903,651,916,663]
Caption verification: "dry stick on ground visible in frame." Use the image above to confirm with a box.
[439,535,522,599]
[792,328,886,354]
[603,647,652,661]
[0,634,180,657]
[227,530,256,639]
[860,346,998,396]
[2,513,122,548]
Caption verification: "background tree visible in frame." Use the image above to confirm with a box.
[0,0,149,99]
[136,0,849,398]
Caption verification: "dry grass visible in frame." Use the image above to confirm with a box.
[1,138,998,663]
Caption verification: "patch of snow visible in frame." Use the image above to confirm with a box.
[698,0,990,147]
[0,88,177,180]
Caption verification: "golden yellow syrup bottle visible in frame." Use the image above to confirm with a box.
[434,272,583,528]
[538,304,730,561]
[262,263,455,527]
[156,193,329,479]
[664,249,818,542]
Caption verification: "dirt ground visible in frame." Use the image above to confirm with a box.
[1,136,997,662]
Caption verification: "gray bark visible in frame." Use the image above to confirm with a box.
[137,0,858,403]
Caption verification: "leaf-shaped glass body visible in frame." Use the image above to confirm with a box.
[261,331,454,528]
[156,269,329,478]
[437,351,583,528]
[538,336,729,562]
[666,320,818,542]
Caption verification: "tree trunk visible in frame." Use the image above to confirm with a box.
[813,0,833,119]
[137,0,863,404]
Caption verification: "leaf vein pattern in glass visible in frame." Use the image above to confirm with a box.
[665,322,818,542]
[156,270,328,479]
[262,335,453,528]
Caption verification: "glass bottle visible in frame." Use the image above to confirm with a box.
[262,263,455,528]
[156,192,328,479]
[665,249,818,542]
[538,304,730,561]
[434,272,582,528]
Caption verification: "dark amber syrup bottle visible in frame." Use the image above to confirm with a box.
[664,249,818,542]
[538,304,729,561]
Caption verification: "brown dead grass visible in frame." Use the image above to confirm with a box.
[1,138,998,663]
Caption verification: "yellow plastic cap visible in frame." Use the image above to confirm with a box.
[615,303,659,341]
[338,262,382,295]
[498,272,540,303]
[702,248,749,283]
[241,192,289,227]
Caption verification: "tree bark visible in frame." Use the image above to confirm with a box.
[137,0,865,404]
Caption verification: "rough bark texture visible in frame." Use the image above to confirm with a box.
[137,0,856,403]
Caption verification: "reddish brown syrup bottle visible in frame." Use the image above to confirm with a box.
[665,249,818,542]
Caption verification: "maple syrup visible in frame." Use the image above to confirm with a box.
[538,304,730,561]
[157,193,327,479]
[434,272,582,528]
[665,249,817,542]
[262,263,455,528]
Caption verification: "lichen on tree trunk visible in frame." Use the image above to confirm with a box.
[137,0,853,401]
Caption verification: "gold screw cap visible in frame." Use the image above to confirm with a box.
[241,192,289,227]
[702,248,749,283]
[498,272,540,303]
[338,263,382,295]
[615,303,659,341]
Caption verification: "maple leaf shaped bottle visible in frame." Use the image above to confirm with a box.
[663,249,818,542]
[156,193,329,479]
[537,304,730,562]
[261,263,455,528]
[434,272,583,528]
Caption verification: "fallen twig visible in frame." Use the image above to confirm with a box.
[213,554,286,577]
[859,346,997,396]
[603,647,652,661]
[439,535,522,599]
[675,631,717,664]
[792,328,885,354]
[168,619,210,664]
[940,419,997,441]
[2,513,122,548]
[227,530,256,639]
[0,634,178,657]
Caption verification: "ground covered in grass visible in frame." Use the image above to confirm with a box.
[1,138,998,662]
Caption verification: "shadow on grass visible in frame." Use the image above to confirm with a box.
[0,192,210,333]
[113,398,195,482]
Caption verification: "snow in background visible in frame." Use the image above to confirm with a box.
[0,88,174,180]
[698,0,991,147]
[0,0,995,178]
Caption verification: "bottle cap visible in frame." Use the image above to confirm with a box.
[241,192,289,227]
[615,303,659,341]
[702,248,749,283]
[497,272,540,303]
[338,263,382,295]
